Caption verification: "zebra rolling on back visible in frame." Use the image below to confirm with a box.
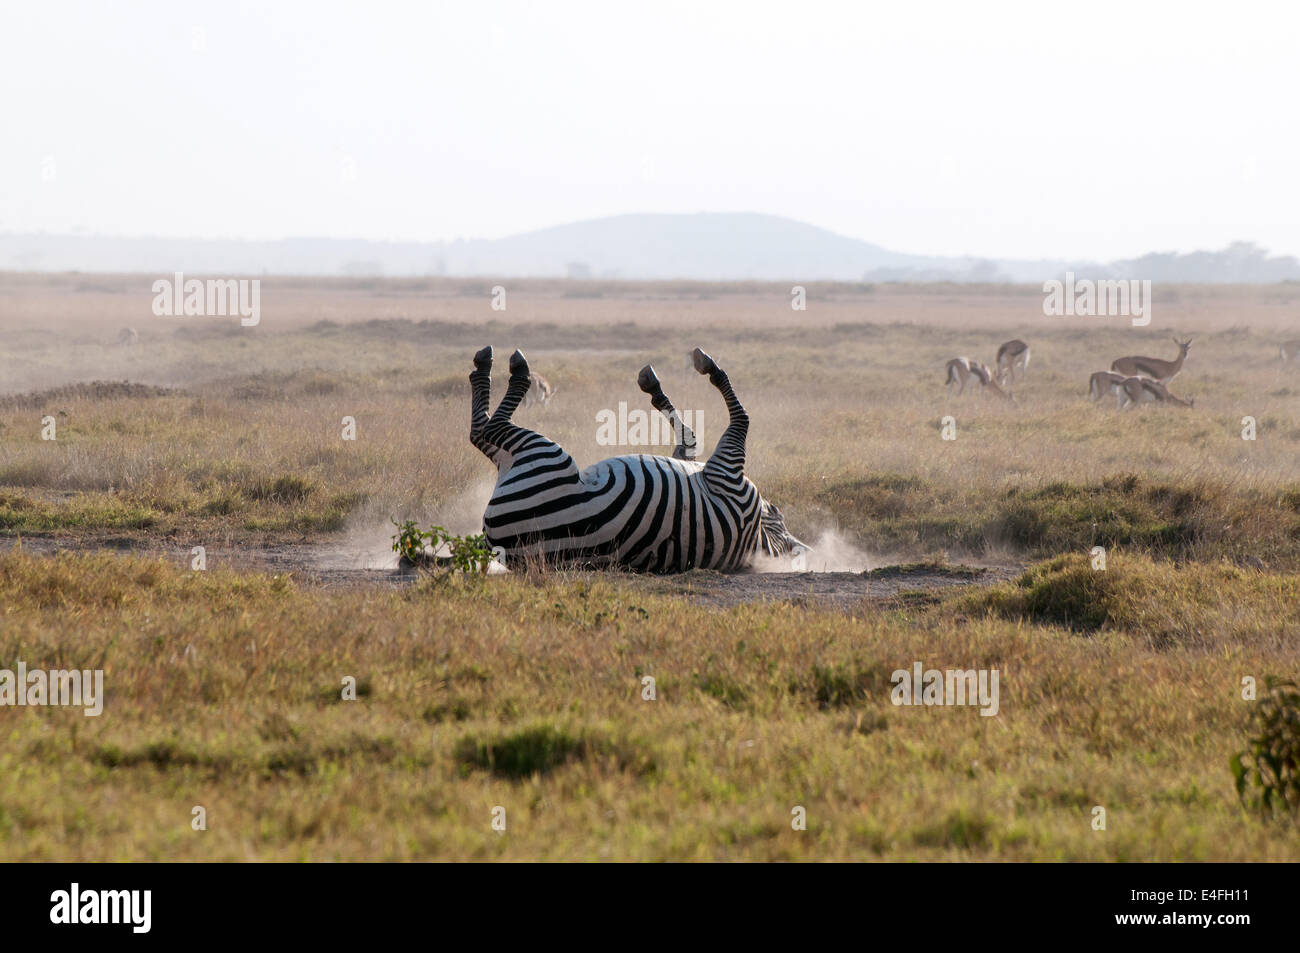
[470,345,808,572]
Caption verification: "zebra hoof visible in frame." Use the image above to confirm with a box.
[692,347,717,376]
[637,364,661,395]
[508,349,529,378]
[473,346,493,371]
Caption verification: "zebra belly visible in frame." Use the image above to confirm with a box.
[483,454,760,572]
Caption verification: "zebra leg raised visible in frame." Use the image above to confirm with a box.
[482,349,533,445]
[637,364,698,461]
[476,348,582,566]
[692,347,749,488]
[469,345,501,463]
[480,350,580,482]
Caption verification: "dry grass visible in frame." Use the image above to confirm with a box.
[0,275,1297,860]
[0,548,1296,861]
[1,279,1298,561]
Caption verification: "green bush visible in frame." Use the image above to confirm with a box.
[1231,678,1300,820]
[454,724,655,779]
[391,519,495,573]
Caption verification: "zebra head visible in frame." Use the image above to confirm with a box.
[758,500,810,563]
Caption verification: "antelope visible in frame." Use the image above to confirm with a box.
[1111,338,1192,384]
[996,339,1030,382]
[945,357,975,396]
[117,327,139,347]
[1088,371,1127,404]
[522,371,556,408]
[970,361,1015,402]
[1280,340,1300,365]
[1118,376,1194,410]
[945,358,1013,401]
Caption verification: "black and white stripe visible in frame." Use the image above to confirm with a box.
[468,346,806,572]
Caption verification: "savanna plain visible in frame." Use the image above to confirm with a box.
[1,273,1298,860]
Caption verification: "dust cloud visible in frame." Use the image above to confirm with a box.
[751,528,880,574]
[316,477,498,571]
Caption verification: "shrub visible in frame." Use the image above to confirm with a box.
[1231,678,1300,820]
[243,474,316,503]
[454,724,655,779]
[978,554,1127,632]
[391,519,495,573]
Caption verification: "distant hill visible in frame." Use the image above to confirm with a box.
[2,214,1297,283]
[433,213,970,280]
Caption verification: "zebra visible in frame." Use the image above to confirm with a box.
[469,345,808,572]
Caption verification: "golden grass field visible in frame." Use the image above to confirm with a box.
[0,272,1298,860]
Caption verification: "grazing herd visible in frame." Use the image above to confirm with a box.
[944,357,1015,401]
[944,338,1027,402]
[945,336,1203,411]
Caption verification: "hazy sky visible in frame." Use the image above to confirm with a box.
[3,1,1297,260]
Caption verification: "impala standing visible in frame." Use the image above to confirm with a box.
[1111,338,1192,384]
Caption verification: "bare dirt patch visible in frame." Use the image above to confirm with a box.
[0,534,1016,608]
[629,564,1020,609]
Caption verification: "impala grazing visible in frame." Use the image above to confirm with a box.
[1088,370,1128,404]
[970,361,1015,402]
[1118,376,1194,410]
[945,358,1014,401]
[996,339,1031,381]
[1111,338,1192,384]
[944,358,977,396]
